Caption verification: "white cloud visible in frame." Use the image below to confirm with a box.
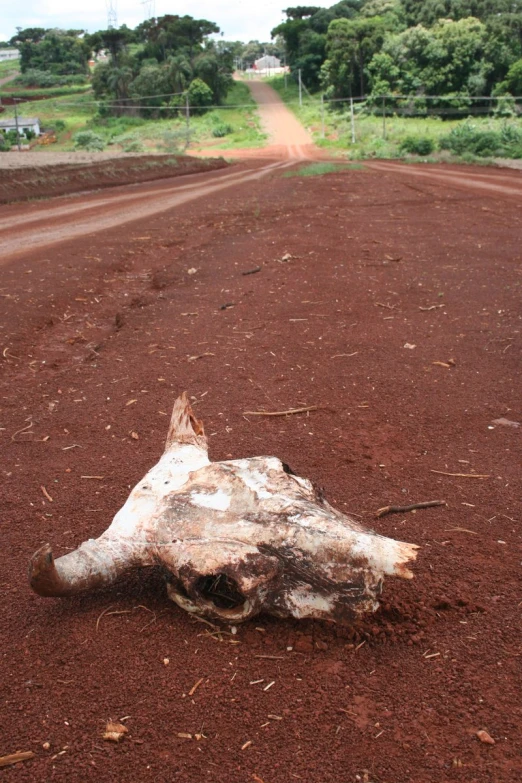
[3,1,334,42]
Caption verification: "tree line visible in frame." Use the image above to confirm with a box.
[272,1,522,99]
[8,19,240,115]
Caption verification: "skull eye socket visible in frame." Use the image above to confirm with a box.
[194,573,245,610]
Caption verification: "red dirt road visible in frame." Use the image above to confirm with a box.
[1,109,521,781]
[0,160,295,259]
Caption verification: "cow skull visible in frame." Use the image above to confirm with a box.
[29,394,418,623]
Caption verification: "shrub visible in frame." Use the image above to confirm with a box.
[123,140,144,152]
[439,122,522,158]
[399,136,435,155]
[73,130,106,151]
[211,122,233,138]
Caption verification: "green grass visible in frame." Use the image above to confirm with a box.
[268,76,522,162]
[3,81,266,153]
[0,59,19,79]
[283,162,364,177]
[0,84,91,99]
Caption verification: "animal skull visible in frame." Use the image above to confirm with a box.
[29,394,418,623]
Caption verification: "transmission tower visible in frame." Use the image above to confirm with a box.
[140,0,155,20]
[106,0,118,28]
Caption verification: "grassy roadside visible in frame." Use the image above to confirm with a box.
[0,59,20,78]
[0,82,266,154]
[268,76,521,162]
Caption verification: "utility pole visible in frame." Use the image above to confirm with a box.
[350,97,356,144]
[14,98,21,152]
[321,94,325,139]
[298,69,302,107]
[382,96,387,140]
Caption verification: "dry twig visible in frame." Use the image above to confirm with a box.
[431,470,490,479]
[188,678,204,697]
[376,500,446,518]
[11,418,34,441]
[243,406,319,417]
[445,527,478,535]
[0,752,35,768]
[40,485,53,503]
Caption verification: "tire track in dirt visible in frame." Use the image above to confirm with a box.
[0,165,261,233]
[0,160,295,261]
[365,160,522,198]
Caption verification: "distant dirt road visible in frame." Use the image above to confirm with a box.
[246,79,313,159]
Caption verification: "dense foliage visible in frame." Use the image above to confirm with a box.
[10,28,91,75]
[88,16,235,117]
[272,1,522,98]
[9,17,238,118]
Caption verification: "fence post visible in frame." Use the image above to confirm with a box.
[298,69,302,107]
[350,97,356,144]
[321,94,325,139]
[14,98,22,152]
[185,93,190,148]
[382,96,386,140]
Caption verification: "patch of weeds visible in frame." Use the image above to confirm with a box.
[283,162,364,178]
[399,136,435,155]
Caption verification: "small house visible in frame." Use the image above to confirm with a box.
[254,55,281,71]
[0,117,41,138]
[0,48,20,61]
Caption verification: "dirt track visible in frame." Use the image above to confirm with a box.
[1,87,521,783]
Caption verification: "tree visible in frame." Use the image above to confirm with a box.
[9,28,46,45]
[107,66,134,105]
[194,47,233,103]
[322,15,396,96]
[185,77,213,113]
[496,57,522,94]
[136,15,219,62]
[366,16,491,96]
[87,27,133,67]
[14,29,90,75]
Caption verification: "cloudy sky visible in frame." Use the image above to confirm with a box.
[1,1,334,44]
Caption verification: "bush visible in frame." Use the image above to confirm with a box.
[399,136,435,155]
[122,140,144,152]
[211,122,233,138]
[439,122,522,158]
[73,130,106,151]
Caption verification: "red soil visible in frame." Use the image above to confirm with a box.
[1,160,521,783]
[0,154,228,205]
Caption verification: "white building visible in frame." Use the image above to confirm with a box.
[0,117,41,137]
[254,55,281,70]
[0,49,20,61]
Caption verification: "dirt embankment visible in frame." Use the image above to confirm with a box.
[0,153,228,204]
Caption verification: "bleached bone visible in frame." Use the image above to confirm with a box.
[29,393,418,622]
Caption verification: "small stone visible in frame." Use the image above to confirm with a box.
[42,742,51,750]
[163,658,170,666]
[103,722,128,742]
[476,729,495,745]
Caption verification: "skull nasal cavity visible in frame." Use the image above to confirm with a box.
[195,574,245,610]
